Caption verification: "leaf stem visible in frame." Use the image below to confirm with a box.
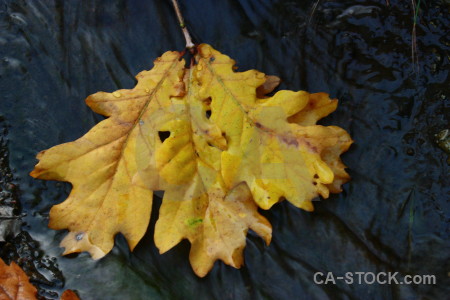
[308,0,321,24]
[411,0,420,73]
[171,0,195,50]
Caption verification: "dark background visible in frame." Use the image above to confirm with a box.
[0,0,449,299]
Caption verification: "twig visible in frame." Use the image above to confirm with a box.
[411,0,420,73]
[308,0,321,24]
[170,0,195,50]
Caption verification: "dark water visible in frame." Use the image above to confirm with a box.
[1,0,449,299]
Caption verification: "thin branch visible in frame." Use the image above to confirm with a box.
[411,0,420,73]
[171,0,195,50]
[308,0,321,24]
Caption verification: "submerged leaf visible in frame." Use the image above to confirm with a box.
[31,44,352,276]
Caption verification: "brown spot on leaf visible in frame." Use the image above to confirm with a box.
[281,136,299,147]
[173,81,186,97]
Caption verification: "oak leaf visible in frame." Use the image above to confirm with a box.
[31,44,352,277]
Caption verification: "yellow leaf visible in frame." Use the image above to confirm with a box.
[194,44,352,210]
[31,44,352,277]
[31,51,185,258]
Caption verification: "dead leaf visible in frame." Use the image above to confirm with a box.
[0,258,37,300]
[31,44,352,277]
[60,290,80,300]
[0,206,21,242]
[0,258,81,300]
